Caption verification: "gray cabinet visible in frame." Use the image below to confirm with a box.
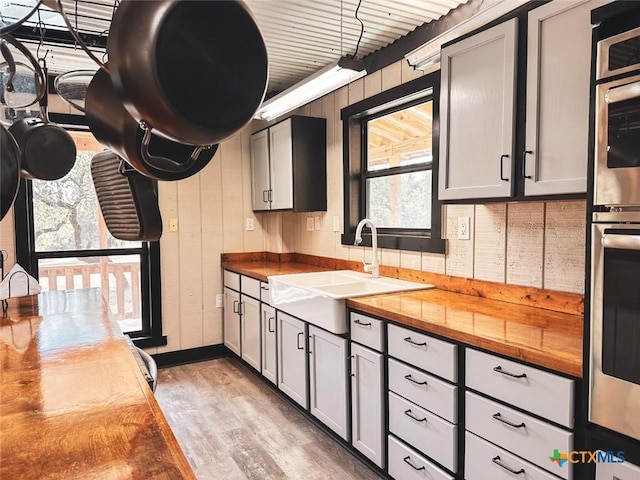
[351,342,384,468]
[223,286,241,355]
[439,19,518,200]
[277,311,308,408]
[250,115,327,212]
[261,303,277,384]
[240,294,261,371]
[440,1,593,201]
[523,0,592,196]
[309,325,349,440]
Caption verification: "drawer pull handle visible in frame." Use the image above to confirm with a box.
[492,456,525,475]
[296,332,304,350]
[261,285,270,290]
[493,366,527,379]
[403,456,426,471]
[404,336,427,347]
[404,374,427,386]
[354,319,372,327]
[493,412,526,429]
[404,409,427,423]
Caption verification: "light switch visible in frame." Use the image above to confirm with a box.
[314,216,320,231]
[306,217,314,231]
[245,217,255,231]
[169,218,178,232]
[333,216,341,232]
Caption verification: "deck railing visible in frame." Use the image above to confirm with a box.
[39,261,141,321]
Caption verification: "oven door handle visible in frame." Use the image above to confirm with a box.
[603,234,640,250]
[605,81,640,104]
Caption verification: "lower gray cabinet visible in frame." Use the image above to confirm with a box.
[351,342,384,468]
[277,312,308,408]
[309,325,348,440]
[240,294,261,371]
[261,304,277,384]
[223,287,241,356]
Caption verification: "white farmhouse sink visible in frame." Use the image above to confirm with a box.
[268,270,432,334]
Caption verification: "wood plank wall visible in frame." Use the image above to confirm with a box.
[0,60,587,354]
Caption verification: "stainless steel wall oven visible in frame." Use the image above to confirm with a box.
[590,12,640,442]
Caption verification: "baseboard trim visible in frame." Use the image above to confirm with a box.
[153,344,228,368]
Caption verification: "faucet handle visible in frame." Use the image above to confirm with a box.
[363,262,373,273]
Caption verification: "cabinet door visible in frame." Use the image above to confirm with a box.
[240,295,261,371]
[309,325,348,440]
[524,0,591,196]
[261,304,277,384]
[439,19,517,200]
[269,119,294,210]
[223,287,241,355]
[277,312,308,408]
[251,129,271,211]
[351,343,384,468]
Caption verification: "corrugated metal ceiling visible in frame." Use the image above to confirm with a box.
[6,0,468,95]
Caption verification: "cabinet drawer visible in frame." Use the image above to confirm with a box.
[350,313,383,352]
[388,358,457,424]
[388,391,457,472]
[388,435,453,480]
[466,348,574,428]
[596,456,640,480]
[260,282,271,304]
[223,270,240,291]
[466,431,563,480]
[388,324,457,382]
[241,275,261,299]
[466,392,573,480]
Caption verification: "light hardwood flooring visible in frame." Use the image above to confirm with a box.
[155,357,385,480]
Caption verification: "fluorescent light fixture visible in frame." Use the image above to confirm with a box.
[405,0,526,70]
[254,56,367,121]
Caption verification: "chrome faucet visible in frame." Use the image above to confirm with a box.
[354,218,380,278]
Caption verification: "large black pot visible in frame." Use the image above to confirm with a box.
[85,68,218,181]
[1,125,21,221]
[107,0,268,146]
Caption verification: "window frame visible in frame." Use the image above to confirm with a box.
[13,118,166,348]
[341,71,446,253]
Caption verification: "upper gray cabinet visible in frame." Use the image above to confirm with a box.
[439,19,518,201]
[250,115,327,212]
[523,0,592,196]
[439,1,593,201]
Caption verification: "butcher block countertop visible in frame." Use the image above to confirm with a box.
[347,289,583,378]
[222,258,583,378]
[0,289,195,480]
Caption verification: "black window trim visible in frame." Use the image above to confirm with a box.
[12,120,166,348]
[341,71,446,254]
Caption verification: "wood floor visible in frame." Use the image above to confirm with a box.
[155,357,385,480]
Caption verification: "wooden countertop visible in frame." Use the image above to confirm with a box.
[0,289,195,480]
[222,259,583,377]
[347,289,583,378]
[222,259,329,282]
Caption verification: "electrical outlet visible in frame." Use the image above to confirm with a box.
[458,216,470,240]
[333,216,341,232]
[245,217,254,231]
[306,217,314,231]
[314,216,320,231]
[169,218,178,232]
[215,294,224,308]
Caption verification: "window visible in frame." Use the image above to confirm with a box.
[14,129,165,347]
[341,72,445,253]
